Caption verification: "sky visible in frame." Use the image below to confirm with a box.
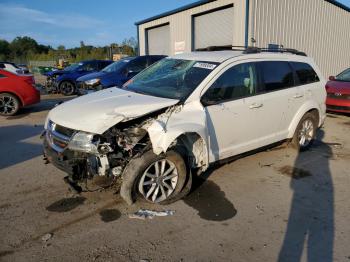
[0,0,349,48]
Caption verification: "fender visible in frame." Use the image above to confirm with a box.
[287,100,321,138]
[146,101,210,170]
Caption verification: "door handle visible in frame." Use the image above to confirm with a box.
[293,93,304,98]
[249,103,263,109]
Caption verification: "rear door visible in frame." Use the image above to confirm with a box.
[256,61,297,141]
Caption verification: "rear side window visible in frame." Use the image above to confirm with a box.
[0,64,5,69]
[259,61,294,92]
[291,62,320,85]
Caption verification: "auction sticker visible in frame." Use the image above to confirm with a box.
[193,62,217,70]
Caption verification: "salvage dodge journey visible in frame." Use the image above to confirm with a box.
[42,47,326,205]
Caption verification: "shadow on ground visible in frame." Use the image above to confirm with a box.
[278,130,334,262]
[184,169,237,222]
[0,124,44,169]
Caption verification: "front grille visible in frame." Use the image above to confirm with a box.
[55,124,75,137]
[327,105,350,111]
[327,93,350,99]
[46,120,75,152]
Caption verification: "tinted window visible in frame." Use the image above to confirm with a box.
[99,61,111,70]
[81,61,97,71]
[260,61,294,92]
[149,56,165,65]
[291,62,319,84]
[336,68,350,82]
[127,57,148,73]
[0,64,5,69]
[202,63,257,103]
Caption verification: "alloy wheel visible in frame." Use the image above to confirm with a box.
[138,159,179,203]
[298,119,314,148]
[0,95,17,115]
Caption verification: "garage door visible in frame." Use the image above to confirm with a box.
[193,6,234,49]
[146,24,170,55]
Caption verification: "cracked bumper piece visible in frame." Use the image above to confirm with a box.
[43,138,85,176]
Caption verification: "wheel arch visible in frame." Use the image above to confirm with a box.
[287,103,321,138]
[147,121,209,171]
[0,91,23,107]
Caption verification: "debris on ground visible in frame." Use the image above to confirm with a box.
[258,162,274,168]
[129,209,175,220]
[41,233,53,242]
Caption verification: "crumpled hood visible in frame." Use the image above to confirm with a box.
[48,88,179,134]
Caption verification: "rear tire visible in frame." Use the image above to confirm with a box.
[291,112,317,151]
[120,149,189,205]
[60,81,75,96]
[0,93,20,116]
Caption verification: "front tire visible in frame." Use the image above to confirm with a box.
[291,112,317,151]
[60,81,75,96]
[0,93,20,116]
[120,149,189,205]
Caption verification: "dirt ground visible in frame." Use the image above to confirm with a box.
[0,94,349,262]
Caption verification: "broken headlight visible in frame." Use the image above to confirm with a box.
[68,131,98,154]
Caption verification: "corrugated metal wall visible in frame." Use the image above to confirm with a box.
[138,0,246,55]
[249,0,350,77]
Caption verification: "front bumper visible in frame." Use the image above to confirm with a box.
[77,82,104,95]
[43,131,86,176]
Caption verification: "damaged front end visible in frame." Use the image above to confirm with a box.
[42,109,164,195]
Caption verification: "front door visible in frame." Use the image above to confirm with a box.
[202,62,263,161]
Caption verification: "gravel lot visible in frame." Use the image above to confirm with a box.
[0,94,349,262]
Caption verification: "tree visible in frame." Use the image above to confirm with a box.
[0,39,10,60]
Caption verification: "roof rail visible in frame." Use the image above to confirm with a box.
[195,45,307,56]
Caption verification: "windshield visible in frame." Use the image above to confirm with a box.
[63,63,81,71]
[123,58,218,100]
[336,68,350,82]
[102,58,132,73]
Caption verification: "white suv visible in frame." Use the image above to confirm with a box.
[43,48,326,205]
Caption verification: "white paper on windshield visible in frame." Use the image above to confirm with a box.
[193,62,217,70]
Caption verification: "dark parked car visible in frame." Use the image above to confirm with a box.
[54,60,113,96]
[76,55,165,95]
[326,68,350,113]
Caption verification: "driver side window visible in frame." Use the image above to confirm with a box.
[202,63,257,104]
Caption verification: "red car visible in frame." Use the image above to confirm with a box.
[326,68,350,114]
[0,69,40,116]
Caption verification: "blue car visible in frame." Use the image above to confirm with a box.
[55,60,113,96]
[76,55,165,95]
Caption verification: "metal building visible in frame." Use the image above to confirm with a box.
[135,0,350,77]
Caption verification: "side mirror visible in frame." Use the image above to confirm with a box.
[329,76,335,81]
[200,95,217,106]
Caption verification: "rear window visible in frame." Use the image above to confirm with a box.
[291,62,319,85]
[259,61,294,92]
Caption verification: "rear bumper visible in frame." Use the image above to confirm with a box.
[23,89,40,106]
[326,97,350,113]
